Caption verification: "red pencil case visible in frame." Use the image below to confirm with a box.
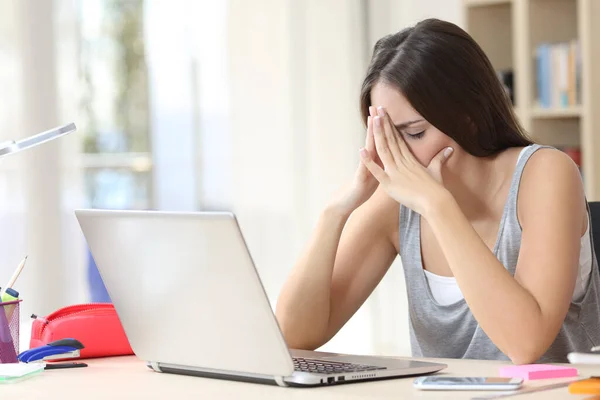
[29,303,134,359]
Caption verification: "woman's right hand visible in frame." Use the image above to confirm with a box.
[330,106,383,215]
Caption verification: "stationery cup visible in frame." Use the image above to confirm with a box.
[0,300,20,363]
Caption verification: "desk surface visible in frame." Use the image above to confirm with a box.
[1,356,596,399]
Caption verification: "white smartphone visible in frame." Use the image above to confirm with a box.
[0,122,76,157]
[413,376,523,391]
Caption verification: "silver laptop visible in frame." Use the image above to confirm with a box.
[74,209,446,387]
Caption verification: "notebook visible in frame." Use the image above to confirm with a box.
[0,363,44,383]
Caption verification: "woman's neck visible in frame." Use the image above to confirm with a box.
[441,148,520,220]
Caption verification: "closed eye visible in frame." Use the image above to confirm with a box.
[406,130,425,140]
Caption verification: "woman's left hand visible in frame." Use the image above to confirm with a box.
[359,107,454,216]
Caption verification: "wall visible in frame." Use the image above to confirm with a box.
[224,0,464,357]
[226,0,387,355]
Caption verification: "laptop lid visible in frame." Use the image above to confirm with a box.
[75,209,295,377]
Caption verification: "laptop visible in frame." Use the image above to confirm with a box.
[74,209,446,387]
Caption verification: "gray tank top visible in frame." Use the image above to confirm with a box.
[399,144,600,362]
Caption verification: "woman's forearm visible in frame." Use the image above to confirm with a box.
[275,205,351,349]
[425,192,553,364]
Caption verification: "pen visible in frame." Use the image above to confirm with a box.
[45,362,88,370]
[1,256,27,296]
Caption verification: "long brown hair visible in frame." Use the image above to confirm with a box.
[360,18,532,157]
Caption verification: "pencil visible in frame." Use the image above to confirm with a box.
[1,256,28,296]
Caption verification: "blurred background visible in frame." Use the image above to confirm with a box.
[0,0,597,358]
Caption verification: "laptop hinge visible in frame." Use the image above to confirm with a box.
[274,376,288,387]
[149,361,162,372]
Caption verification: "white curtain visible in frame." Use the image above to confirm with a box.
[2,0,86,319]
[225,0,411,356]
[0,1,29,315]
[0,0,88,354]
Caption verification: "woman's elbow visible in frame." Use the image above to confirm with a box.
[506,339,547,365]
[276,314,324,350]
[508,351,539,365]
[285,336,321,351]
[279,325,323,350]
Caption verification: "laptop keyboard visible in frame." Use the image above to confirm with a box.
[293,357,387,375]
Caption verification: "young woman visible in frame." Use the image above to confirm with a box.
[275,18,600,364]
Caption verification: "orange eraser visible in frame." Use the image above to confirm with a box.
[568,378,600,395]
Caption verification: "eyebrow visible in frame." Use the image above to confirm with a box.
[394,119,424,130]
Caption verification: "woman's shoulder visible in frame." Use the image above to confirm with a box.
[521,146,581,183]
[517,145,585,224]
[496,144,579,181]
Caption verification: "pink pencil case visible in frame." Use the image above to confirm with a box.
[499,364,578,381]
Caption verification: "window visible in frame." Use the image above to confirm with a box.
[60,0,153,301]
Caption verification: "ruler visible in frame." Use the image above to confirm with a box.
[471,380,577,399]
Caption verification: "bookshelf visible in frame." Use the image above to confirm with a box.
[464,0,600,200]
[530,106,582,119]
[465,0,512,7]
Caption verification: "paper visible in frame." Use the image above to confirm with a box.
[568,352,600,364]
[0,363,44,380]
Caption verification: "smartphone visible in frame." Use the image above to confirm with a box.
[0,122,76,157]
[413,376,523,391]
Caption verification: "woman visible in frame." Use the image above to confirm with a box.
[275,18,600,364]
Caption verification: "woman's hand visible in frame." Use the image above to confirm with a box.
[359,107,453,217]
[329,106,384,215]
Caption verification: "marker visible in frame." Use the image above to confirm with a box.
[1,288,19,321]
[1,288,18,303]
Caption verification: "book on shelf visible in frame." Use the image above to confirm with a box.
[497,69,514,105]
[535,40,581,109]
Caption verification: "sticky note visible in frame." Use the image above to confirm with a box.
[499,364,578,381]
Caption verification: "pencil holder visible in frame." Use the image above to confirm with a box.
[0,300,20,363]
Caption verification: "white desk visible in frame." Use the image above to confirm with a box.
[1,356,597,399]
